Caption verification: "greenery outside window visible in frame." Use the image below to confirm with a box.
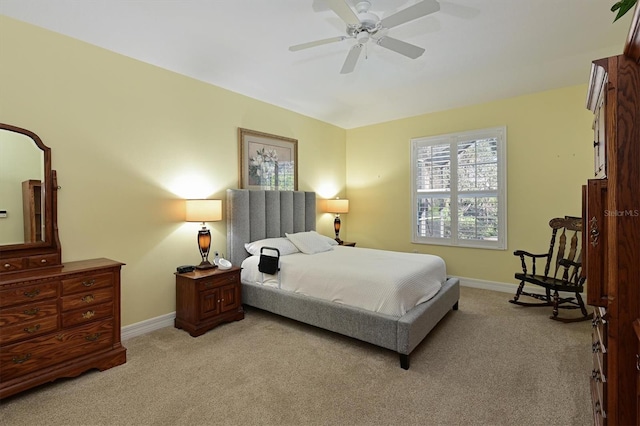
[411,127,507,249]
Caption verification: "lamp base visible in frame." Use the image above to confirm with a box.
[196,260,216,270]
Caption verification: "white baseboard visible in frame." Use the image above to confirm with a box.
[455,275,586,299]
[456,276,518,294]
[121,312,175,341]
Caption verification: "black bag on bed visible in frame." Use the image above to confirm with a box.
[258,247,280,275]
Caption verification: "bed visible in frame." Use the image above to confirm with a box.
[226,189,459,369]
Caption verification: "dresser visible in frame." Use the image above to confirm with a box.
[584,5,640,425]
[175,266,244,337]
[0,123,127,398]
[0,258,126,399]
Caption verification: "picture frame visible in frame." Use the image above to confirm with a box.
[238,128,298,191]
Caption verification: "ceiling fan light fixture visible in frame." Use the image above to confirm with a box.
[356,31,370,43]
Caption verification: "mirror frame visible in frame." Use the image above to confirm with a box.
[0,123,61,273]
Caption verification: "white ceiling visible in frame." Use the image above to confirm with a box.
[0,0,633,129]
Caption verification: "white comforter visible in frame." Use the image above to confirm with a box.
[241,246,445,317]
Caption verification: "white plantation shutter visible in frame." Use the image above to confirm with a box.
[411,127,507,249]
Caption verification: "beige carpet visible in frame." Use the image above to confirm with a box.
[0,287,592,426]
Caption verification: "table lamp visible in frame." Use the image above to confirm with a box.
[326,198,349,243]
[185,199,222,269]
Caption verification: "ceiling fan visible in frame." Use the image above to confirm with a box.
[289,0,441,74]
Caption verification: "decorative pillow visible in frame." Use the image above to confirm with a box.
[285,231,334,254]
[244,238,300,256]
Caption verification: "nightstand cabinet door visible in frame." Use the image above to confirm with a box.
[175,266,244,337]
[200,288,221,319]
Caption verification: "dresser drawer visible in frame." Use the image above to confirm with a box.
[27,253,61,269]
[1,257,23,273]
[197,270,239,291]
[0,320,114,381]
[0,300,58,327]
[0,281,58,308]
[62,272,113,295]
[62,302,113,328]
[0,315,59,345]
[61,286,113,311]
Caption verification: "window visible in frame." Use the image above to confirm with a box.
[411,127,507,249]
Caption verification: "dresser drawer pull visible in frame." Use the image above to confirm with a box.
[23,307,40,315]
[81,294,95,303]
[82,310,96,319]
[85,333,102,342]
[24,324,41,334]
[40,259,47,264]
[23,289,41,298]
[12,353,32,364]
[82,279,96,287]
[4,263,11,269]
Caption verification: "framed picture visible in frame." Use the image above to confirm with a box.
[238,128,298,190]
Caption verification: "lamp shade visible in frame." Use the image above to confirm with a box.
[185,199,222,222]
[326,198,349,214]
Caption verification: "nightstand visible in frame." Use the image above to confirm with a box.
[175,266,244,337]
[338,241,356,247]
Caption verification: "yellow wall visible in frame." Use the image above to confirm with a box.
[0,17,346,326]
[1,15,600,327]
[345,85,594,284]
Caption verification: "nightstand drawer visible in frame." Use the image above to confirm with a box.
[197,271,239,291]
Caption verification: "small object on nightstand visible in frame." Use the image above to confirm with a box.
[176,265,195,273]
[218,258,232,270]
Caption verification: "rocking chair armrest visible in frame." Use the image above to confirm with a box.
[513,250,549,259]
[559,258,582,268]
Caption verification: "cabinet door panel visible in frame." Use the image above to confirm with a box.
[200,288,221,318]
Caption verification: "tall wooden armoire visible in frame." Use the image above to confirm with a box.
[585,5,640,425]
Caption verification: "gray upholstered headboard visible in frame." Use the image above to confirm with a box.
[226,189,316,266]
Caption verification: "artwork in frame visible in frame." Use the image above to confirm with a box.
[238,128,298,191]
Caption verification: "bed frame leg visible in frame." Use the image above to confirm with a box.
[453,301,459,310]
[399,354,410,370]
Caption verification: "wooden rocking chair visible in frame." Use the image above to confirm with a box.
[509,217,591,322]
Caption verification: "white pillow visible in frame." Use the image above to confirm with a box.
[285,231,334,255]
[244,238,300,256]
[314,231,339,246]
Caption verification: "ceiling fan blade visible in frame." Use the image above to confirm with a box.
[340,44,363,74]
[326,0,361,26]
[377,36,425,59]
[380,0,440,29]
[289,36,346,52]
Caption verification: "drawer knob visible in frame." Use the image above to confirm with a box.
[4,263,10,269]
[12,353,32,364]
[82,279,96,287]
[23,289,40,298]
[85,333,102,342]
[81,294,95,303]
[24,324,41,334]
[82,310,96,319]
[40,259,47,264]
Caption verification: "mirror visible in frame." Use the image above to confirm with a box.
[0,123,56,251]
